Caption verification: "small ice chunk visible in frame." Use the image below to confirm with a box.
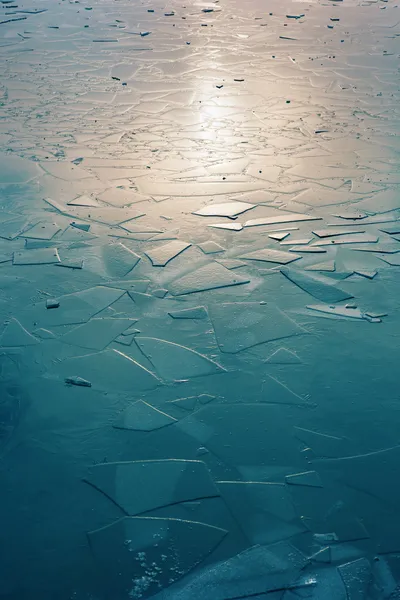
[46,299,60,309]
[65,376,92,387]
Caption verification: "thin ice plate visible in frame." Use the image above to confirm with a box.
[245,213,320,227]
[194,202,255,218]
[241,249,302,265]
[145,240,191,266]
[13,248,60,265]
[169,262,250,296]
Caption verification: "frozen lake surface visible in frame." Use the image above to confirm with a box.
[0,0,400,597]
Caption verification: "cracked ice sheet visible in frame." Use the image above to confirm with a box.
[2,0,400,595]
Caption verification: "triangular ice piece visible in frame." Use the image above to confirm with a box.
[67,195,101,207]
[269,232,289,241]
[114,400,177,431]
[266,348,301,364]
[169,262,250,296]
[145,240,191,266]
[281,269,353,303]
[102,243,140,277]
[0,318,39,347]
